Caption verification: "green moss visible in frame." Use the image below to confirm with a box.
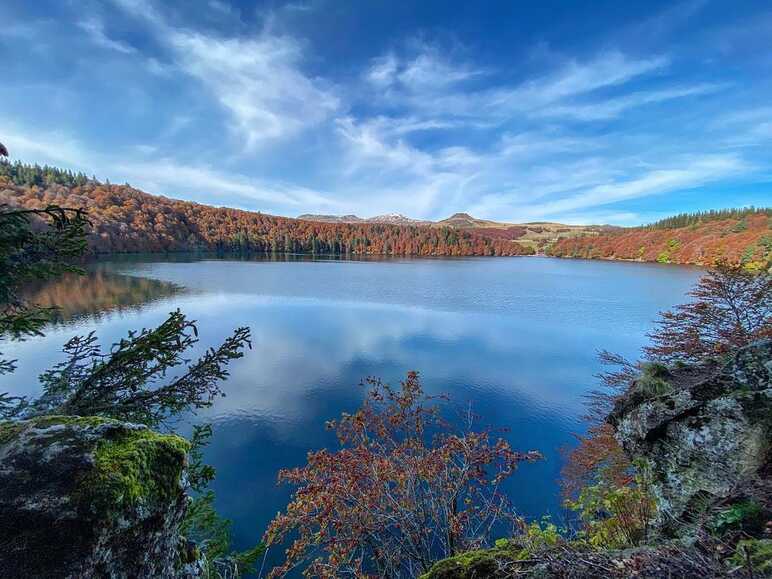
[420,543,526,579]
[729,539,772,575]
[0,420,25,445]
[634,363,673,398]
[2,416,190,513]
[78,427,190,512]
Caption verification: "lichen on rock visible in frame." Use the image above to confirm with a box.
[0,415,201,578]
[609,340,771,536]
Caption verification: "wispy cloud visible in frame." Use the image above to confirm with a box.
[502,51,670,110]
[712,106,772,146]
[112,0,339,150]
[366,48,671,122]
[117,158,341,208]
[537,83,725,121]
[497,153,749,219]
[170,31,339,148]
[366,44,484,93]
[1,123,93,168]
[77,17,136,54]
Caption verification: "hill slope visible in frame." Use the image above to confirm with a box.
[0,161,531,257]
[434,214,611,251]
[547,208,771,269]
[300,211,608,251]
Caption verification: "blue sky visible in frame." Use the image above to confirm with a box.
[2,0,771,224]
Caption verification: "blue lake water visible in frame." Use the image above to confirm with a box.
[1,255,702,568]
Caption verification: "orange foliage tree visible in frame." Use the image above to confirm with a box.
[264,372,542,578]
[643,263,771,364]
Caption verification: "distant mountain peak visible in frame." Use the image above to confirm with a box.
[438,212,490,227]
[298,213,429,226]
[368,213,429,225]
[297,214,364,223]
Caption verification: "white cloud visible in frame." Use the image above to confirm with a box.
[537,83,725,120]
[207,0,234,15]
[366,45,482,93]
[366,53,399,87]
[77,17,136,54]
[484,52,670,119]
[335,116,435,174]
[522,51,669,103]
[363,47,673,127]
[169,31,339,149]
[712,106,772,146]
[112,0,339,149]
[116,158,341,208]
[1,123,93,168]
[504,154,749,218]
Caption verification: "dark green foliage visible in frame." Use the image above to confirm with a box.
[24,310,251,427]
[0,205,89,338]
[181,491,266,578]
[729,539,772,576]
[710,500,764,536]
[645,207,770,230]
[0,159,91,187]
[187,423,217,493]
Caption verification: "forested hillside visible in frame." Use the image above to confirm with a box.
[547,207,771,269]
[0,161,531,257]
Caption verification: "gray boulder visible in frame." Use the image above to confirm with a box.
[609,340,771,536]
[0,416,203,578]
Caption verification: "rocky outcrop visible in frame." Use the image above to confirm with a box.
[423,341,771,578]
[0,416,204,578]
[609,340,771,537]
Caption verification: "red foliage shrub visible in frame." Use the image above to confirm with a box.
[264,372,542,578]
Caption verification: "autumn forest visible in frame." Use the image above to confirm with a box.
[1,160,769,268]
[0,161,530,258]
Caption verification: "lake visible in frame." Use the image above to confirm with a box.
[1,255,702,568]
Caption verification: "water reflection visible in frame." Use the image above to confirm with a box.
[20,269,183,325]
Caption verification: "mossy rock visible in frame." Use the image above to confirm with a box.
[0,420,25,445]
[0,415,196,578]
[80,424,190,513]
[420,541,535,579]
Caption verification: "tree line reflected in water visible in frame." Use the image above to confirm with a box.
[21,271,184,325]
